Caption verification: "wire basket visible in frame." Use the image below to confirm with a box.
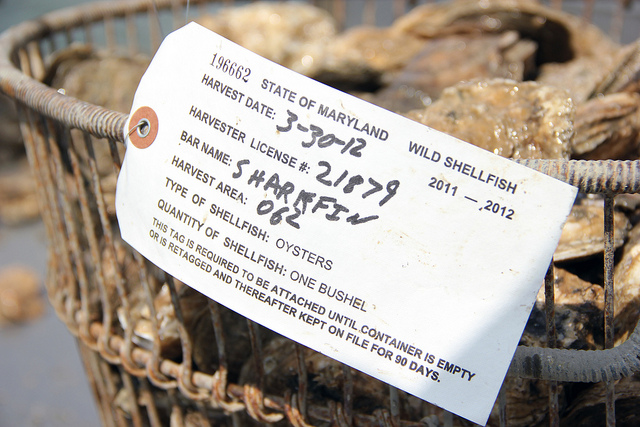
[1,0,640,425]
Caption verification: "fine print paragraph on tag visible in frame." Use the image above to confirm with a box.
[116,22,577,425]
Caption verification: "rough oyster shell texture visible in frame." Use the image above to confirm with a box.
[373,31,537,111]
[405,79,574,159]
[0,266,44,324]
[555,200,631,262]
[196,2,338,75]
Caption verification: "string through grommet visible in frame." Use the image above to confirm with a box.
[127,118,151,138]
[127,106,159,149]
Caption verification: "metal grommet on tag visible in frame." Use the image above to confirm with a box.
[128,106,159,149]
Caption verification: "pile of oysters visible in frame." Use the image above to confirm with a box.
[38,0,640,425]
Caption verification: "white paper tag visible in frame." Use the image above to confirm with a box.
[116,22,577,425]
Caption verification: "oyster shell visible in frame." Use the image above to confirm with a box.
[537,56,619,104]
[46,44,149,114]
[406,79,574,159]
[239,336,423,419]
[116,272,254,375]
[488,376,562,427]
[561,374,640,427]
[313,25,425,91]
[373,32,536,112]
[500,267,604,427]
[44,45,146,218]
[590,38,640,97]
[522,268,604,350]
[572,92,640,159]
[117,280,202,358]
[554,201,630,262]
[393,0,619,64]
[197,2,337,76]
[0,265,44,324]
[613,222,640,344]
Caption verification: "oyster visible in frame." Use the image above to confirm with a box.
[373,32,536,112]
[522,268,604,350]
[393,0,619,64]
[0,265,44,324]
[590,38,640,97]
[406,79,574,159]
[561,374,640,427]
[239,336,423,419]
[117,280,203,358]
[196,2,337,76]
[488,376,562,427]
[537,56,619,104]
[314,26,425,91]
[572,92,640,159]
[46,44,149,114]
[554,201,630,262]
[44,45,147,216]
[498,268,604,427]
[117,272,254,375]
[322,25,424,74]
[613,222,640,344]
[537,35,639,103]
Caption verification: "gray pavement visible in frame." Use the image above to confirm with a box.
[0,222,101,426]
